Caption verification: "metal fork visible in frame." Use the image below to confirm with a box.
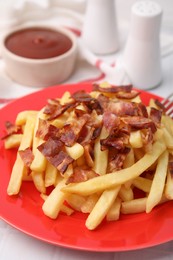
[161,93,173,118]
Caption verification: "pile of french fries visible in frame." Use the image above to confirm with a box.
[3,82,173,230]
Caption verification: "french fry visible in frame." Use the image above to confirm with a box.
[31,171,46,194]
[123,148,135,169]
[81,194,100,213]
[121,197,147,214]
[65,194,86,212]
[4,134,23,149]
[42,178,67,219]
[59,91,71,105]
[45,162,58,187]
[65,142,84,160]
[129,130,143,148]
[165,170,173,200]
[51,113,69,128]
[123,148,135,188]
[15,110,38,125]
[32,108,46,154]
[7,114,36,195]
[133,176,152,193]
[162,115,173,135]
[163,128,173,149]
[119,185,134,202]
[93,126,109,175]
[106,197,121,221]
[40,193,74,216]
[122,196,169,215]
[62,141,166,196]
[86,186,121,230]
[61,204,74,216]
[146,150,169,213]
[30,139,47,172]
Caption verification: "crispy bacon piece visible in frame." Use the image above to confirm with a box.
[19,148,34,167]
[84,144,94,167]
[100,135,128,151]
[37,138,73,174]
[154,99,165,111]
[108,147,130,172]
[44,100,76,121]
[71,90,93,102]
[92,126,102,140]
[106,101,140,117]
[97,94,109,111]
[60,115,89,146]
[150,107,162,125]
[77,125,94,145]
[103,112,120,133]
[52,151,74,174]
[93,83,132,93]
[38,138,63,157]
[116,91,140,99]
[122,116,157,133]
[1,121,21,140]
[72,90,103,114]
[138,102,149,118]
[168,155,173,175]
[66,167,99,184]
[141,128,154,153]
[36,118,59,140]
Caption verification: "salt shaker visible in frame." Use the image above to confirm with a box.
[123,1,163,90]
[81,0,119,55]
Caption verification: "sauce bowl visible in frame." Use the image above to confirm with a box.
[1,25,78,87]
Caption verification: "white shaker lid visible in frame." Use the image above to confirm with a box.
[130,1,163,41]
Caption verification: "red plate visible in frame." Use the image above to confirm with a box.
[0,82,173,252]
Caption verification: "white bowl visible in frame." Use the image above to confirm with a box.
[1,25,78,87]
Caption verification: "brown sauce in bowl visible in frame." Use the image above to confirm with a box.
[5,27,73,59]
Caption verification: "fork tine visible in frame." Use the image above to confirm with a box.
[161,93,173,118]
[161,93,173,106]
[166,106,173,117]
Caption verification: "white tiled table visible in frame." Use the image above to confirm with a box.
[0,1,173,259]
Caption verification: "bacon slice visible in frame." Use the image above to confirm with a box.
[100,135,128,151]
[37,138,73,174]
[71,90,93,102]
[138,102,149,118]
[51,151,74,174]
[150,107,162,125]
[36,118,59,140]
[44,100,76,121]
[1,121,21,140]
[77,125,94,145]
[108,147,130,172]
[168,155,173,175]
[66,167,99,184]
[106,101,140,117]
[122,116,157,133]
[103,112,120,133]
[19,148,34,167]
[154,99,165,111]
[97,94,109,112]
[38,138,63,157]
[84,144,94,167]
[93,83,132,93]
[60,115,89,146]
[116,91,140,99]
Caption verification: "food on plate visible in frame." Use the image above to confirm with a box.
[2,82,173,230]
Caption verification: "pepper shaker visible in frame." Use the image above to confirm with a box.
[123,1,163,90]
